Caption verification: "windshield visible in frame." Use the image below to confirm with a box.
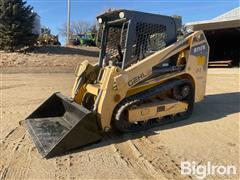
[100,22,128,67]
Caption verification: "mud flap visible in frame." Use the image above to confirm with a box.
[26,92,102,158]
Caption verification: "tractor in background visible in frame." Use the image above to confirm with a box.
[37,27,61,46]
[70,32,96,46]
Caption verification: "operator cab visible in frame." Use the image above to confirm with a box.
[97,9,182,69]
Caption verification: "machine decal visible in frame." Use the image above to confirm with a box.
[128,73,147,86]
[193,44,207,54]
[191,43,208,56]
[197,56,206,66]
[191,42,209,70]
[157,106,165,112]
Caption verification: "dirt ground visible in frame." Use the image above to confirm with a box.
[0,48,239,179]
[0,46,99,73]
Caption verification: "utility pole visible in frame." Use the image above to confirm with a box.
[67,0,71,44]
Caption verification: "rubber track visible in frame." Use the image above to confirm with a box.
[113,78,194,132]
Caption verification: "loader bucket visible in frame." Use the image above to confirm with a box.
[26,92,102,158]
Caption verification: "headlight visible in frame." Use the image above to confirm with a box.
[119,12,125,19]
[98,18,103,24]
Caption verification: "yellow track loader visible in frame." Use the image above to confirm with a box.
[26,10,209,158]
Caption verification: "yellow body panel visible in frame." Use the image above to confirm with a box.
[128,98,188,122]
[86,84,99,96]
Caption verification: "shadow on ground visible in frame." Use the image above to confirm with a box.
[57,91,240,158]
[30,46,99,57]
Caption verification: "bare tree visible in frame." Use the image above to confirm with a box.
[59,20,93,40]
[71,21,91,35]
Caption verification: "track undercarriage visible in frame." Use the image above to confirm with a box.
[113,79,194,132]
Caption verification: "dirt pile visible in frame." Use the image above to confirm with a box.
[0,46,99,73]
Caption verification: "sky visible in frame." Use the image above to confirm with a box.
[27,0,239,44]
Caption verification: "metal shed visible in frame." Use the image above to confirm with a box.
[186,7,240,67]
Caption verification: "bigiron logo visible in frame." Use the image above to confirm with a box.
[181,161,237,179]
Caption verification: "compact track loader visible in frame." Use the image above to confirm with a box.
[26,10,209,158]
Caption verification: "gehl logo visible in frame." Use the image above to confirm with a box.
[128,73,146,86]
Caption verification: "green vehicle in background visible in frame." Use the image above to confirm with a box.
[79,32,96,46]
[70,32,96,46]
